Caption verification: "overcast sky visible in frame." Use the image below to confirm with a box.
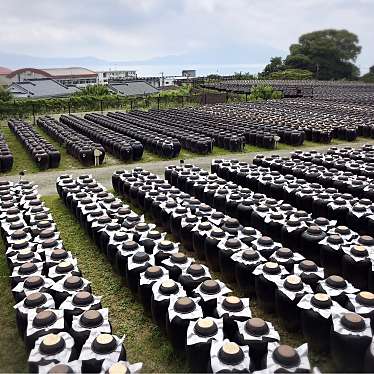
[0,0,373,70]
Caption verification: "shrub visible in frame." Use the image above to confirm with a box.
[249,84,272,100]
[269,68,313,80]
[156,84,192,97]
[361,74,374,83]
[271,90,283,99]
[0,86,12,102]
[74,84,112,97]
[361,66,374,83]
[233,72,255,80]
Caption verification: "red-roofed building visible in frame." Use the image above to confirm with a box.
[7,67,97,87]
[0,66,12,86]
[0,66,12,76]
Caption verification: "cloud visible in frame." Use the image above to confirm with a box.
[0,0,372,70]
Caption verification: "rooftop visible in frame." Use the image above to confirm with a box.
[8,67,97,78]
[109,81,158,96]
[0,75,10,86]
[42,67,97,77]
[0,66,12,75]
[8,78,79,98]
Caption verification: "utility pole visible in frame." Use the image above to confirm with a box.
[159,72,164,88]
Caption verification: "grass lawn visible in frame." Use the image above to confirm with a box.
[0,124,40,176]
[0,122,127,177]
[0,241,29,373]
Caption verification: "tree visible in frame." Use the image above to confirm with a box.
[261,29,362,80]
[206,74,221,80]
[156,84,192,97]
[361,65,374,83]
[289,43,303,55]
[297,29,361,62]
[284,54,313,71]
[0,86,12,102]
[74,84,112,97]
[249,84,283,100]
[287,29,361,80]
[260,57,284,78]
[233,72,255,80]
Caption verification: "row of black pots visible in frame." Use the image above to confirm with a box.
[0,133,13,172]
[8,119,60,170]
[114,167,374,372]
[56,174,311,373]
[162,164,374,371]
[59,115,143,162]
[207,82,374,100]
[213,89,373,120]
[326,144,374,164]
[113,171,371,368]
[254,154,374,203]
[108,111,213,155]
[291,148,374,178]
[84,113,181,158]
[157,106,305,147]
[203,102,335,145]
[37,117,105,166]
[204,161,374,291]
[197,98,373,143]
[109,171,317,372]
[0,180,133,374]
[166,163,374,286]
[213,158,374,235]
[138,108,246,151]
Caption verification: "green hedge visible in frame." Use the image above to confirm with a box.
[0,95,146,119]
[0,91,254,119]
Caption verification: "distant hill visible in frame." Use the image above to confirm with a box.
[125,44,287,66]
[0,43,286,71]
[0,51,108,69]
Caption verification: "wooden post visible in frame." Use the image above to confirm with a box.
[32,103,35,125]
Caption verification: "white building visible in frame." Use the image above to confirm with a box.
[97,70,137,84]
[160,76,188,87]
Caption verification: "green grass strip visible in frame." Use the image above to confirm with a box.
[0,239,29,373]
[42,195,188,373]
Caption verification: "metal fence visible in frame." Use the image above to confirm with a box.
[0,92,247,122]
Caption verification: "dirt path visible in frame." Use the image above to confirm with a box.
[2,138,373,195]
